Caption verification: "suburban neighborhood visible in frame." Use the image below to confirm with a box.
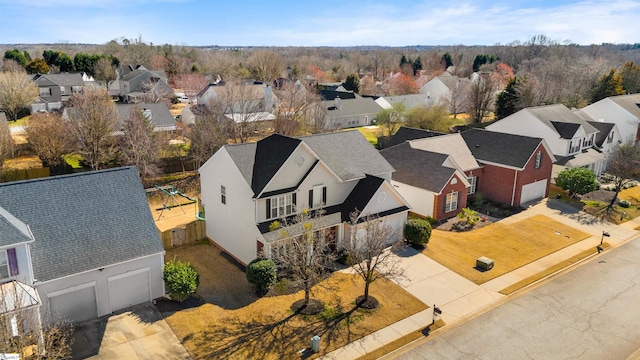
[1,5,640,358]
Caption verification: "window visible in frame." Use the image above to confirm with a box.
[569,139,581,154]
[467,176,477,195]
[0,249,18,280]
[584,134,594,147]
[59,86,66,95]
[39,88,51,97]
[607,131,614,144]
[445,191,458,213]
[220,185,226,204]
[534,151,542,169]
[309,185,327,209]
[267,193,296,219]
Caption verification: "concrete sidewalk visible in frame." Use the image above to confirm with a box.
[322,199,640,360]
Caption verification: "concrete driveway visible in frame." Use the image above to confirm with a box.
[72,303,190,360]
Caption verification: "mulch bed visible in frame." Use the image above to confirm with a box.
[581,189,616,203]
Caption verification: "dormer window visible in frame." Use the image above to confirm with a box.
[569,139,582,154]
[584,134,594,148]
[607,131,614,144]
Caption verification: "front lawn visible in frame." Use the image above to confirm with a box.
[163,242,427,359]
[423,215,590,284]
[556,185,640,224]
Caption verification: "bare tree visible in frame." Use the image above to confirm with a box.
[93,57,116,88]
[140,78,173,104]
[271,209,335,314]
[188,107,229,168]
[467,72,499,126]
[446,77,470,118]
[0,117,12,167]
[0,71,38,121]
[120,106,159,178]
[274,81,324,136]
[2,59,25,73]
[210,81,269,143]
[248,50,284,82]
[174,73,208,103]
[66,87,119,170]
[25,113,73,168]
[343,212,405,308]
[606,144,640,208]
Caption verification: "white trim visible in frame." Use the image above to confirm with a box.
[107,267,152,313]
[34,252,164,285]
[107,267,150,282]
[46,281,96,298]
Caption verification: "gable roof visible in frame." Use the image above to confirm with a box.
[587,121,616,147]
[323,96,382,118]
[341,175,385,221]
[409,133,480,172]
[550,121,581,139]
[525,104,598,135]
[320,90,357,101]
[0,205,33,247]
[251,134,301,195]
[386,126,446,148]
[461,128,549,169]
[0,167,164,282]
[607,93,640,119]
[121,68,166,82]
[382,93,434,110]
[33,73,84,87]
[381,142,456,193]
[116,103,175,130]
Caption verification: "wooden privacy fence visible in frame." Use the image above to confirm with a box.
[159,219,206,249]
[0,168,50,183]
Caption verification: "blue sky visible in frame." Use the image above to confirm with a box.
[1,0,638,46]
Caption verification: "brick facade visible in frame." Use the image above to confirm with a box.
[433,173,469,220]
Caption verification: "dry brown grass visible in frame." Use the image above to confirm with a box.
[581,186,640,224]
[163,243,427,359]
[499,242,610,295]
[356,319,445,360]
[3,156,42,170]
[170,103,188,116]
[424,215,590,284]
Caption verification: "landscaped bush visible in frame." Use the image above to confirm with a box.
[619,199,631,208]
[404,218,432,246]
[246,258,277,295]
[163,258,200,302]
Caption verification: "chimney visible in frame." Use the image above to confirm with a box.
[335,96,341,110]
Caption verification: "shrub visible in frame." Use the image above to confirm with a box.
[619,199,631,208]
[163,258,199,302]
[472,193,485,209]
[246,258,277,295]
[404,218,432,246]
[457,207,480,226]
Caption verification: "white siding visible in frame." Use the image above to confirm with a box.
[360,183,406,216]
[583,99,639,144]
[199,148,263,265]
[36,253,164,322]
[391,180,436,218]
[487,112,570,156]
[261,145,316,195]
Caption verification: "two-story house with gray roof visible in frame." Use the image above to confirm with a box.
[0,167,165,324]
[199,131,410,265]
[582,93,640,144]
[320,90,382,130]
[31,73,84,112]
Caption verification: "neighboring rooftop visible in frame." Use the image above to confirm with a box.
[461,128,548,169]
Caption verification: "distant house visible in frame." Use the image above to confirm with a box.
[0,167,165,323]
[581,93,640,144]
[419,73,468,109]
[199,131,409,265]
[383,126,445,148]
[486,104,609,175]
[376,93,435,111]
[320,90,382,129]
[115,103,177,132]
[31,73,84,112]
[117,65,171,103]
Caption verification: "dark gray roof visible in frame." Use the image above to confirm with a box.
[386,126,446,148]
[34,73,83,86]
[587,121,616,147]
[0,206,32,247]
[116,103,175,129]
[341,175,384,221]
[551,121,580,139]
[322,97,382,118]
[300,130,394,180]
[320,90,356,101]
[380,142,455,192]
[0,167,164,282]
[252,134,301,195]
[461,129,543,169]
[225,142,257,187]
[121,68,167,82]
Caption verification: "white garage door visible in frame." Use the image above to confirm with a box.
[48,283,97,323]
[108,268,151,313]
[521,179,547,204]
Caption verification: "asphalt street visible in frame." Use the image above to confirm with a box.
[389,237,640,360]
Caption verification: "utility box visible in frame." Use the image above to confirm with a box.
[310,335,321,352]
[476,256,494,271]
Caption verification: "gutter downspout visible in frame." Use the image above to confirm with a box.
[511,169,518,207]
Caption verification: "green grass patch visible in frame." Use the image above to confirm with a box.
[63,154,83,169]
[352,126,381,146]
[8,116,29,127]
[499,243,611,295]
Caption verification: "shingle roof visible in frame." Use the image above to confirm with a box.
[225,142,257,187]
[587,121,615,147]
[381,142,455,193]
[0,167,164,282]
[323,97,382,119]
[607,93,640,119]
[121,68,166,82]
[116,103,175,129]
[525,104,598,135]
[386,126,445,148]
[383,94,433,111]
[35,73,83,86]
[251,134,301,195]
[460,128,543,169]
[0,206,33,247]
[300,130,394,181]
[320,90,357,101]
[551,121,581,139]
[341,175,384,221]
[409,133,480,172]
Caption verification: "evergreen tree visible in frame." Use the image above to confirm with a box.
[590,68,625,103]
[495,77,520,119]
[442,52,453,69]
[621,61,640,94]
[412,56,423,76]
[3,49,28,67]
[344,73,361,93]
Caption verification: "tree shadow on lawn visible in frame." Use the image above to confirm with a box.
[546,198,605,226]
[187,298,371,359]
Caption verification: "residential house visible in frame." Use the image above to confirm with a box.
[116,103,177,132]
[320,90,382,129]
[380,142,470,221]
[581,93,640,144]
[383,126,445,148]
[460,129,555,207]
[31,73,84,112]
[0,167,165,324]
[419,73,468,109]
[199,131,410,266]
[587,120,622,167]
[486,104,608,175]
[118,65,171,103]
[376,93,435,111]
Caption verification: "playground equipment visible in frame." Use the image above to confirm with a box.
[148,185,196,220]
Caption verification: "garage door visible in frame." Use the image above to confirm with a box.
[521,179,547,204]
[48,283,97,323]
[108,268,151,313]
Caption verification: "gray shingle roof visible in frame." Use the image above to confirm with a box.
[116,103,175,129]
[0,167,164,282]
[0,206,33,247]
[386,126,445,148]
[380,142,455,192]
[34,73,84,86]
[587,121,616,147]
[608,93,640,119]
[252,134,301,195]
[461,129,543,169]
[525,104,598,134]
[322,97,382,118]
